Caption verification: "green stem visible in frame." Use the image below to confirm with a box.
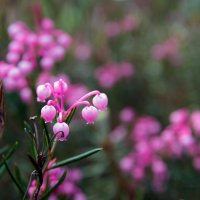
[3,158,24,195]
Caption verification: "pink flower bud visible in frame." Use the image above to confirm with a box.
[4,77,16,91]
[0,63,10,79]
[26,33,38,46]
[53,79,68,95]
[7,68,21,79]
[53,122,69,141]
[36,84,52,102]
[8,41,23,53]
[74,193,87,200]
[41,105,56,123]
[119,107,135,123]
[40,57,55,70]
[20,87,32,104]
[8,22,23,37]
[170,108,189,124]
[92,93,108,111]
[14,32,26,43]
[50,46,65,61]
[57,33,72,48]
[120,156,133,172]
[38,34,53,46]
[16,78,27,89]
[41,18,54,30]
[18,60,33,75]
[82,106,98,124]
[6,52,20,64]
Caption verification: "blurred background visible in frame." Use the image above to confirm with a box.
[0,0,200,199]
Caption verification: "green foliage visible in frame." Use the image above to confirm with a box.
[50,148,102,169]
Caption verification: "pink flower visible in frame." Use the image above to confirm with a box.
[120,156,133,172]
[120,15,138,32]
[20,87,32,104]
[41,18,54,30]
[95,62,135,89]
[191,111,200,135]
[18,60,33,75]
[8,41,24,53]
[41,105,57,123]
[151,37,181,66]
[7,67,21,79]
[193,157,200,170]
[6,52,20,64]
[57,32,72,48]
[92,93,108,111]
[37,80,108,140]
[40,57,55,70]
[74,193,87,200]
[105,22,121,37]
[169,108,189,124]
[53,122,69,141]
[82,106,98,124]
[53,79,68,96]
[36,83,52,102]
[1,18,72,103]
[119,107,135,123]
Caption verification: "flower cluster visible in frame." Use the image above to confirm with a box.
[95,62,135,89]
[36,72,89,106]
[151,36,181,66]
[105,15,139,38]
[110,107,200,192]
[37,79,108,141]
[29,160,86,200]
[0,18,72,103]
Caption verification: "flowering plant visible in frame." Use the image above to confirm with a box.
[0,79,108,200]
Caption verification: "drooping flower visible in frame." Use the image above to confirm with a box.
[37,79,108,141]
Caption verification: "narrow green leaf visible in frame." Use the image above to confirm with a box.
[24,121,37,159]
[50,148,102,169]
[27,154,43,184]
[0,165,5,177]
[0,145,9,155]
[14,165,26,187]
[40,117,51,151]
[65,107,76,124]
[30,140,37,160]
[3,159,25,195]
[40,171,67,200]
[24,121,34,140]
[0,141,19,166]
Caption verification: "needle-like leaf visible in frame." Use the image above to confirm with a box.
[0,145,9,155]
[40,117,51,151]
[27,154,43,185]
[0,141,19,167]
[0,165,5,177]
[3,158,25,195]
[14,165,26,187]
[65,107,76,124]
[50,148,102,169]
[24,121,34,140]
